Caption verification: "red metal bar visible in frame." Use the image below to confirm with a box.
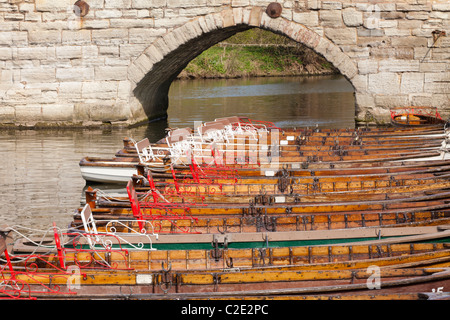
[127,179,199,234]
[126,180,145,232]
[3,249,15,280]
[170,165,181,193]
[52,222,66,270]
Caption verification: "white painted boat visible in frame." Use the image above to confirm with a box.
[79,157,138,183]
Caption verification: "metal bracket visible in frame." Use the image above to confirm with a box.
[211,234,229,262]
[254,194,274,206]
[158,261,172,294]
[277,168,290,193]
[212,273,221,292]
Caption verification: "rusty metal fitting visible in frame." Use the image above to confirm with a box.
[432,29,446,42]
[266,2,282,18]
[74,0,90,17]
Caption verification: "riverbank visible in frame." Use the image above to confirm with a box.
[178,44,338,80]
[177,29,338,80]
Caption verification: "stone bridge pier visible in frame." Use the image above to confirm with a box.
[0,0,448,127]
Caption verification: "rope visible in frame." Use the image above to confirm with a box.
[0,225,73,263]
[93,188,128,203]
[0,225,121,269]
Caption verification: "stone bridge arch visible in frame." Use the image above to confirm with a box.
[0,1,448,127]
[128,7,359,124]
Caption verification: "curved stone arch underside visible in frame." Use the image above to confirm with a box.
[128,8,358,123]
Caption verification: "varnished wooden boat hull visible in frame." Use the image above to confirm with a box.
[5,226,450,299]
[3,265,449,300]
[10,227,450,271]
[92,189,450,217]
[80,122,448,183]
[72,211,450,236]
[7,221,449,301]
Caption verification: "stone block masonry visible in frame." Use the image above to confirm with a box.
[0,0,448,127]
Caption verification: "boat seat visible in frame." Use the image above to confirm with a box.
[200,122,225,132]
[212,118,233,126]
[80,203,156,251]
[0,228,21,294]
[166,128,196,149]
[0,229,12,269]
[167,127,192,135]
[215,116,241,125]
[80,204,101,248]
[166,133,189,145]
[0,228,10,255]
[0,236,5,255]
[201,121,259,143]
[167,127,192,140]
[126,180,144,220]
[165,128,211,165]
[135,138,152,163]
[216,116,268,136]
[198,122,227,142]
[134,138,168,163]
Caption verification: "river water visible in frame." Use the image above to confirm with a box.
[0,75,354,232]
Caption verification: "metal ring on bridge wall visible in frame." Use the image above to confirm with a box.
[266,2,282,18]
[74,0,90,17]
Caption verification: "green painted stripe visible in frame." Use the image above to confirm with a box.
[66,235,450,251]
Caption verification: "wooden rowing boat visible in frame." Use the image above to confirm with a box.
[390,106,446,127]
[146,164,450,187]
[95,169,450,204]
[4,219,450,300]
[75,169,450,238]
[80,147,450,187]
[79,117,449,183]
[117,134,445,156]
[98,180,450,207]
[9,219,450,264]
[129,131,447,161]
[70,182,450,245]
[2,266,449,300]
[149,160,450,185]
[79,149,448,184]
[6,116,450,300]
[4,230,450,299]
[76,205,450,235]
[93,187,450,217]
[78,179,450,232]
[8,221,450,271]
[2,262,449,300]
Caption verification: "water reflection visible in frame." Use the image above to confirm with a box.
[0,127,150,229]
[168,75,355,128]
[0,75,354,230]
